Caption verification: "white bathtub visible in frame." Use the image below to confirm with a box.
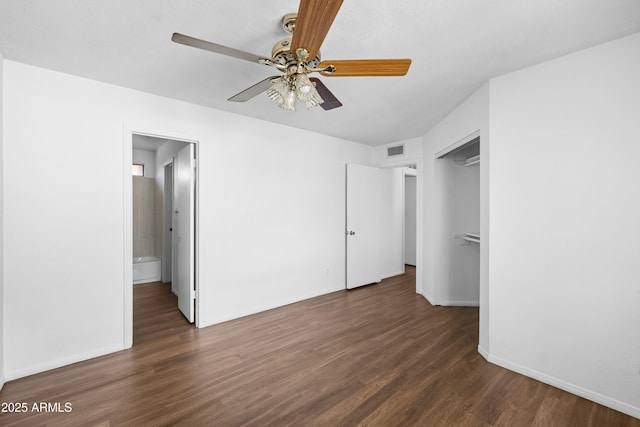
[133,256,161,285]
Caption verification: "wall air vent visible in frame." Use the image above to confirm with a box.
[387,144,405,157]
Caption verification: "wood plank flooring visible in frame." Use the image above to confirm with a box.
[1,267,638,426]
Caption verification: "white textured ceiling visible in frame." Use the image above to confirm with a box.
[1,0,639,146]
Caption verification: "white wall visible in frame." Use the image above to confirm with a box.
[379,167,404,278]
[0,53,5,390]
[373,137,423,167]
[404,175,417,266]
[2,60,371,380]
[132,149,156,178]
[487,32,640,417]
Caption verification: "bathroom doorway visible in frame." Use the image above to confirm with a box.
[124,129,199,348]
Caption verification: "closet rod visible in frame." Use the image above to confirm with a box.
[463,155,480,167]
[463,232,480,243]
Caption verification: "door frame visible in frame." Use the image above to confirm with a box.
[381,164,417,275]
[123,125,200,349]
[433,130,481,306]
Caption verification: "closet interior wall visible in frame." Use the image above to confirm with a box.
[438,139,480,305]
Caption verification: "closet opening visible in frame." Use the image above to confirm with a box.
[434,134,480,306]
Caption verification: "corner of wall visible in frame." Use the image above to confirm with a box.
[477,344,489,361]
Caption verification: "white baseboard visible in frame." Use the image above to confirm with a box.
[5,343,124,382]
[477,344,489,360]
[419,291,437,306]
[439,300,480,307]
[0,376,4,392]
[487,353,640,420]
[381,270,405,280]
[416,294,480,307]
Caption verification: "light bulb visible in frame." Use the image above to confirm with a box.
[267,77,295,110]
[295,74,324,109]
[281,90,296,111]
[298,83,312,95]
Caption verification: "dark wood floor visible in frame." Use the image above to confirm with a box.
[1,267,638,426]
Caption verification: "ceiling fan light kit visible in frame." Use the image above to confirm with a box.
[267,74,324,110]
[172,0,411,111]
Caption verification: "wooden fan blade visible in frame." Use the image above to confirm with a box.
[309,78,342,110]
[228,76,280,102]
[291,0,343,61]
[318,59,412,77]
[172,33,265,64]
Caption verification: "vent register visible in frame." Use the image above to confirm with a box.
[387,145,404,157]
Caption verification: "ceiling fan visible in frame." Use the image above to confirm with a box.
[172,0,411,111]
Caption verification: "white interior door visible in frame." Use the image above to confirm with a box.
[175,144,195,322]
[346,163,382,289]
[163,162,174,285]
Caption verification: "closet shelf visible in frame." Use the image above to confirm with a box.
[463,232,480,243]
[463,155,480,167]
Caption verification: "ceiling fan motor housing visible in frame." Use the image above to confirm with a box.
[272,37,321,68]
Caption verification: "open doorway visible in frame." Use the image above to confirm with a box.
[404,167,417,267]
[124,130,199,348]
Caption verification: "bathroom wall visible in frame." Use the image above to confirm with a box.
[132,176,156,258]
[132,146,164,259]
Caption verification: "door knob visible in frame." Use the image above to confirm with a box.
[348,231,355,235]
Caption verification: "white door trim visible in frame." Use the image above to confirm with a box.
[123,125,200,349]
